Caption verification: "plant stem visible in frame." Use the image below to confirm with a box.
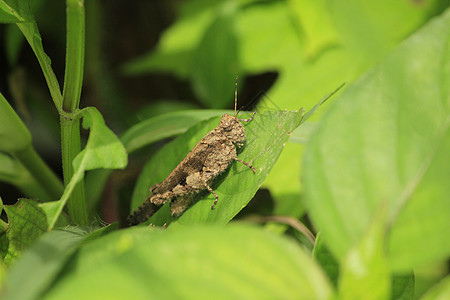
[60,0,87,225]
[63,0,86,113]
[61,115,87,224]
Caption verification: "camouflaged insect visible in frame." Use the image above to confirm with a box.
[127,78,256,226]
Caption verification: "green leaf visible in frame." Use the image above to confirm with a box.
[134,99,200,120]
[131,110,301,227]
[338,206,390,300]
[74,107,127,171]
[391,273,415,300]
[314,233,415,299]
[0,92,31,153]
[0,199,68,265]
[236,1,302,73]
[261,143,306,217]
[313,232,339,287]
[241,1,444,215]
[3,0,46,66]
[47,107,127,230]
[0,91,64,200]
[329,0,442,61]
[1,199,47,265]
[43,225,334,299]
[289,121,318,145]
[303,8,450,272]
[263,123,320,217]
[0,89,62,201]
[236,1,348,219]
[121,0,219,78]
[122,12,213,78]
[262,85,344,217]
[288,0,340,58]
[0,0,62,109]
[191,10,239,108]
[0,153,32,187]
[121,109,230,153]
[2,228,86,300]
[421,275,450,300]
[0,0,27,23]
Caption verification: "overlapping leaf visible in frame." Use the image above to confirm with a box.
[43,225,333,299]
[303,8,450,272]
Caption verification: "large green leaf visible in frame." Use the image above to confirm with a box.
[43,225,333,299]
[2,228,85,300]
[303,8,450,272]
[261,143,306,216]
[2,225,116,300]
[338,206,391,300]
[131,110,302,226]
[238,0,445,215]
[191,10,239,108]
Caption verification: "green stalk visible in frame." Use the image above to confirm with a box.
[63,0,86,113]
[60,0,87,225]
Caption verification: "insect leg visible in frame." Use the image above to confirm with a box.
[237,111,256,122]
[234,158,256,173]
[205,184,219,210]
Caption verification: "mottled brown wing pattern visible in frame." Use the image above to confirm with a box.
[127,78,257,226]
[151,141,210,195]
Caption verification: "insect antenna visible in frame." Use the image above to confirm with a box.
[234,75,238,117]
[234,75,257,122]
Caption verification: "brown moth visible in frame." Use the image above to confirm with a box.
[127,77,256,226]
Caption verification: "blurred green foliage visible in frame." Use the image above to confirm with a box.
[0,0,449,299]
